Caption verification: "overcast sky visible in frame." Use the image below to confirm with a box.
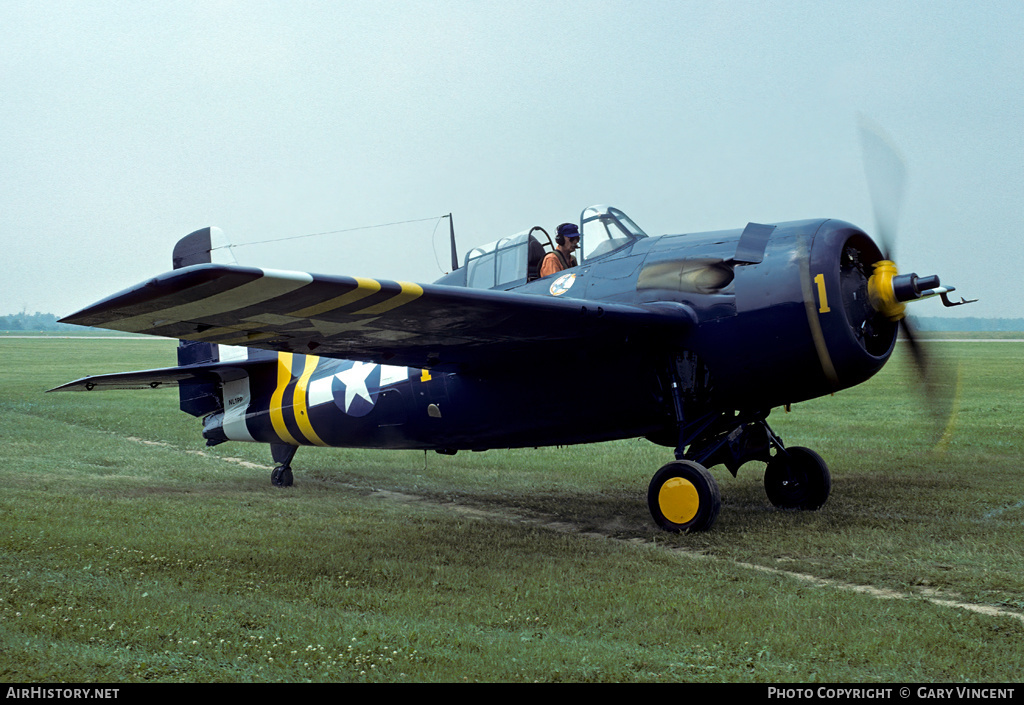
[3,1,1021,318]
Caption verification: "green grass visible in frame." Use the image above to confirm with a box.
[1,337,1022,682]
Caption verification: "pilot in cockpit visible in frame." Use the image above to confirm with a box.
[539,222,580,277]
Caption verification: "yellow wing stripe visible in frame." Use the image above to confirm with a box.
[351,282,424,315]
[289,277,382,318]
[178,278,422,345]
[113,270,313,333]
[292,355,328,446]
[270,352,299,445]
[178,278,382,342]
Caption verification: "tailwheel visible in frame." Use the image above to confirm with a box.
[270,443,298,488]
[764,446,830,510]
[271,465,294,488]
[648,460,721,533]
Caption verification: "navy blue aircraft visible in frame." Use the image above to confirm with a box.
[52,201,973,532]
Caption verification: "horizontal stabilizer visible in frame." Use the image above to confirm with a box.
[48,358,272,392]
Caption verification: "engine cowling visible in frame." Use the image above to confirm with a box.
[637,218,898,412]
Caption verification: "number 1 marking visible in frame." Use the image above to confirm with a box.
[814,273,831,313]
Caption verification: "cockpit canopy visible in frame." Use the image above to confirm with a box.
[461,205,647,290]
[580,205,648,261]
[464,230,539,290]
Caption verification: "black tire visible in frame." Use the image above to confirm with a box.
[271,465,294,487]
[647,460,721,533]
[764,446,830,510]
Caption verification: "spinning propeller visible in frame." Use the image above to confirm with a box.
[857,115,973,444]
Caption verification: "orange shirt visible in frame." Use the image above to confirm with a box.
[540,251,577,278]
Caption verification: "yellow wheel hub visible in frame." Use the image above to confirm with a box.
[658,477,700,525]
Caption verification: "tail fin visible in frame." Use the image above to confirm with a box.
[174,227,237,416]
[172,226,237,269]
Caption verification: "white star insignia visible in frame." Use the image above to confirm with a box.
[335,362,375,413]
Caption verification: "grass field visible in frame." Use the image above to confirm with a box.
[1,337,1022,683]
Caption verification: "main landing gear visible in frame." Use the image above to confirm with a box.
[647,412,831,532]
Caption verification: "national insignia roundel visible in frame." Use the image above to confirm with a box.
[331,361,382,417]
[549,272,576,296]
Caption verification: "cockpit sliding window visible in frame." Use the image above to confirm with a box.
[465,231,537,289]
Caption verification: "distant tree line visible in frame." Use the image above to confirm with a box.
[909,316,1024,332]
[0,312,84,332]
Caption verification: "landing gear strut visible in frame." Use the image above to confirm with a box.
[270,443,298,488]
[648,398,832,531]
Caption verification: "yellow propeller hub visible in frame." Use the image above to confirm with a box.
[867,260,907,322]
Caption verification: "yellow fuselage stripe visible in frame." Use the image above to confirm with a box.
[293,355,327,446]
[270,353,299,445]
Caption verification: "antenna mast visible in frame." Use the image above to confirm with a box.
[448,213,459,271]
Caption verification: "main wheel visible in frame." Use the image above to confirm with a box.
[764,446,830,510]
[647,460,721,532]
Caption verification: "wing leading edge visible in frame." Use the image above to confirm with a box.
[60,264,696,370]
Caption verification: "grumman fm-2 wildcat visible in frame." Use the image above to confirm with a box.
[52,198,973,532]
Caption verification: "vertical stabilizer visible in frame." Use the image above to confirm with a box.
[172,226,237,269]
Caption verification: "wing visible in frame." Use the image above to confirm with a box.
[60,264,695,370]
